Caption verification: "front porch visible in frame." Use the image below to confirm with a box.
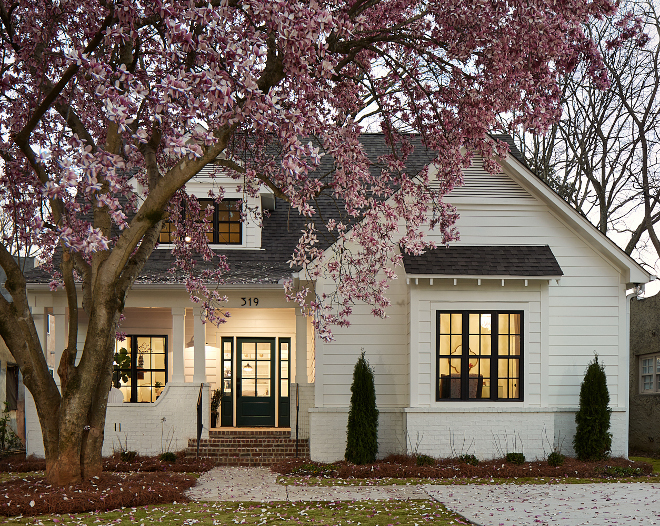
[25,288,316,459]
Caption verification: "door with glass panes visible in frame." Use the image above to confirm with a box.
[237,338,275,426]
[220,337,290,427]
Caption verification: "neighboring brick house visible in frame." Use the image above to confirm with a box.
[629,293,660,456]
[23,135,648,461]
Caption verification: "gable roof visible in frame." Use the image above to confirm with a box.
[24,134,649,288]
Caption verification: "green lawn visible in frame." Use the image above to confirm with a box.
[1,501,469,526]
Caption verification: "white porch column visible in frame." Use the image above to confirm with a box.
[171,307,185,383]
[192,307,206,383]
[31,307,48,356]
[52,304,66,385]
[295,309,308,384]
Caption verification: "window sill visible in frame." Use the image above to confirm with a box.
[156,244,264,251]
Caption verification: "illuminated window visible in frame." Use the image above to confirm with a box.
[113,336,167,403]
[159,199,242,244]
[640,354,660,393]
[437,311,522,401]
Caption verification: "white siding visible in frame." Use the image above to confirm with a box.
[310,155,630,461]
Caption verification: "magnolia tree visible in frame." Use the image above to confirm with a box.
[0,0,615,484]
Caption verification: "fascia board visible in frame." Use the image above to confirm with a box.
[499,154,649,286]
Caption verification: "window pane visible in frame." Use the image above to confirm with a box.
[499,314,509,332]
[657,357,660,373]
[469,313,479,334]
[281,361,289,379]
[439,335,451,355]
[499,334,509,355]
[498,358,510,377]
[450,335,462,355]
[480,314,491,333]
[257,361,270,379]
[281,380,289,397]
[510,335,521,356]
[480,334,491,355]
[439,374,461,399]
[469,335,479,355]
[257,342,271,355]
[643,375,653,391]
[242,342,256,359]
[642,358,652,374]
[438,357,451,376]
[256,379,270,397]
[451,313,462,334]
[440,313,450,334]
[510,313,521,334]
[242,361,255,378]
[242,379,255,396]
[154,371,166,385]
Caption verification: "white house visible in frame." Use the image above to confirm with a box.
[23,135,649,461]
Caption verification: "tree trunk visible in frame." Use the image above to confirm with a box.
[40,304,119,485]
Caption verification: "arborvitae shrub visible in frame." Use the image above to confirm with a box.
[573,355,612,460]
[345,351,379,464]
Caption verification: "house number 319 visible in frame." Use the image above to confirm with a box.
[241,297,259,306]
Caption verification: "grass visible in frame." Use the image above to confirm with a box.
[630,456,660,474]
[1,500,470,526]
[0,472,43,483]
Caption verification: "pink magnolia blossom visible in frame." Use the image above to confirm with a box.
[1,0,620,342]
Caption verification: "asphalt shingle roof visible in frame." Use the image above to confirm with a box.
[401,245,563,277]
[24,134,546,286]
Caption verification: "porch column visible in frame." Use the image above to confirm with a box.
[295,309,308,384]
[171,307,185,383]
[31,307,48,357]
[192,307,207,383]
[52,303,66,385]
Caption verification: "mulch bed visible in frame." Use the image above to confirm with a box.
[0,471,196,517]
[272,454,655,480]
[0,452,215,474]
[0,452,215,517]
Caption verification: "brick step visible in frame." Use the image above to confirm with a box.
[187,430,309,466]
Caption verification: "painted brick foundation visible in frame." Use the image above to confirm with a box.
[25,383,209,458]
[309,407,628,462]
[188,428,310,465]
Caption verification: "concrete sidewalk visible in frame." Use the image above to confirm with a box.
[186,467,660,525]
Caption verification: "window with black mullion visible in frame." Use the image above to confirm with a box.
[437,311,522,401]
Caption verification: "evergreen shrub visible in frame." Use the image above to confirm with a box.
[506,452,525,465]
[547,451,565,467]
[416,454,435,466]
[573,355,612,460]
[457,453,479,466]
[345,351,379,464]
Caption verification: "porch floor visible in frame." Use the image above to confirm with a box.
[188,427,309,466]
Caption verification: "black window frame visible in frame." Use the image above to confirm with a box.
[113,335,168,403]
[159,198,242,245]
[436,310,524,402]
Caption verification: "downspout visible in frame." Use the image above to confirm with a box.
[625,282,646,459]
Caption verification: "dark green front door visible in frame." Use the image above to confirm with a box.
[237,338,275,427]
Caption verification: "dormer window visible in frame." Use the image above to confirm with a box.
[159,199,242,245]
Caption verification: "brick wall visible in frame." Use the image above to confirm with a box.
[25,383,210,457]
[289,383,314,440]
[309,408,406,462]
[307,407,628,462]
